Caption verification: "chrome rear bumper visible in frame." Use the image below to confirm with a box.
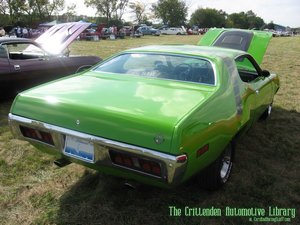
[8,113,187,185]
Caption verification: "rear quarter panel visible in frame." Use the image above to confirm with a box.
[171,58,241,181]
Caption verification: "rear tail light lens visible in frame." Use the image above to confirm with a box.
[110,150,162,177]
[176,154,187,163]
[139,159,162,176]
[20,125,54,145]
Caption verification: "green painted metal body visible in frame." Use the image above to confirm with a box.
[198,28,272,65]
[9,44,279,188]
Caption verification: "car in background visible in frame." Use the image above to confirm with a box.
[79,25,112,40]
[9,29,279,190]
[79,28,101,41]
[122,26,133,36]
[136,26,160,36]
[0,22,101,100]
[161,27,186,35]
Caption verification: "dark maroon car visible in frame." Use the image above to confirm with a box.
[0,22,101,100]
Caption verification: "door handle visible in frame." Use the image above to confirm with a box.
[14,65,20,71]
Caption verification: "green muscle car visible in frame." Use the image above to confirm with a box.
[8,29,279,190]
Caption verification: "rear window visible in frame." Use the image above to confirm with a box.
[93,53,215,85]
[213,31,253,51]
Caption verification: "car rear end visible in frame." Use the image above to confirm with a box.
[8,71,216,187]
[9,113,189,187]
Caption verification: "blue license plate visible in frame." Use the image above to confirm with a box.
[64,136,94,163]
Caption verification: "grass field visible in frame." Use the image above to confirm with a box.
[0,35,299,225]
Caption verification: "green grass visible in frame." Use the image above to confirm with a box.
[0,35,299,225]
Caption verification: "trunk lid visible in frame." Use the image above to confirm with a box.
[11,72,215,153]
[198,28,272,65]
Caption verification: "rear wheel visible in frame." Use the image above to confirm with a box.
[199,143,234,190]
[260,103,272,120]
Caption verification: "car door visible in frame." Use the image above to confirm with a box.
[0,44,12,98]
[235,55,273,123]
[140,27,147,34]
[145,27,150,35]
[6,42,73,94]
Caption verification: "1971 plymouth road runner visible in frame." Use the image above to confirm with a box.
[0,22,101,100]
[8,29,279,190]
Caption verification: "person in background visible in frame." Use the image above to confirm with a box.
[0,26,5,37]
[16,26,22,37]
[23,27,28,38]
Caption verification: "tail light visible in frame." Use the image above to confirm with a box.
[139,159,161,176]
[20,125,54,146]
[176,154,187,163]
[109,150,162,177]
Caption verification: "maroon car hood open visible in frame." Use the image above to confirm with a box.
[35,22,91,55]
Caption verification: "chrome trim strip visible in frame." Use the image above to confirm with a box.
[8,113,176,161]
[8,113,187,185]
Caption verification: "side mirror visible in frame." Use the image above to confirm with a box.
[261,70,270,77]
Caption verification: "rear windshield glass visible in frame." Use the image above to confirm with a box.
[213,31,253,51]
[93,53,215,85]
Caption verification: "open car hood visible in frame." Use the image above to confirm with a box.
[35,22,91,55]
[198,28,272,65]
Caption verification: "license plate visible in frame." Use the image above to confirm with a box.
[64,136,94,163]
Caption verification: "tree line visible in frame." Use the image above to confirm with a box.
[0,0,266,29]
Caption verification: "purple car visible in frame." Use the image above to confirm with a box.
[0,22,101,100]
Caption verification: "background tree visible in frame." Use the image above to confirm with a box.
[190,8,226,28]
[85,0,128,25]
[245,10,264,29]
[226,12,248,28]
[63,3,76,22]
[0,0,27,24]
[129,1,148,24]
[25,0,65,21]
[265,21,275,30]
[115,0,128,21]
[152,0,187,27]
[226,11,264,29]
[0,0,8,15]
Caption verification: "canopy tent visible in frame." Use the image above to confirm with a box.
[78,20,97,27]
[39,20,60,27]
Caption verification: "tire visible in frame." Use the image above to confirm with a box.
[260,103,272,120]
[198,143,234,191]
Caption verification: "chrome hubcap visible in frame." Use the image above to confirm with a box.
[220,146,232,183]
[268,104,272,115]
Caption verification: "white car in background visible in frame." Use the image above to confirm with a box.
[160,27,186,35]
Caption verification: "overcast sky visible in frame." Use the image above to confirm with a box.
[66,0,300,28]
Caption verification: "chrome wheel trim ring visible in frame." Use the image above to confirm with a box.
[220,146,233,183]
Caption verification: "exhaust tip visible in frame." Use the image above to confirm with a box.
[124,181,138,190]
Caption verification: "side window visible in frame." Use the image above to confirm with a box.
[6,43,46,60]
[235,56,259,82]
[0,45,8,58]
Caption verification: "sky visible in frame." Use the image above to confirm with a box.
[65,0,300,28]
